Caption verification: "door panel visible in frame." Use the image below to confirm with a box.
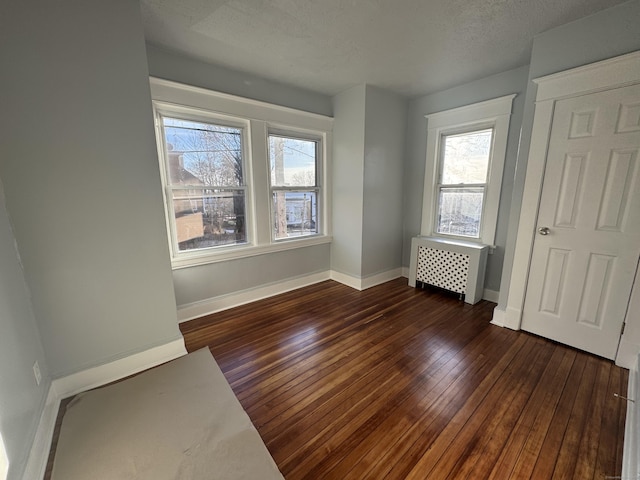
[522,83,640,359]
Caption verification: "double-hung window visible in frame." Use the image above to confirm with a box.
[158,114,249,253]
[268,133,320,240]
[421,95,515,246]
[151,77,332,268]
[435,128,493,238]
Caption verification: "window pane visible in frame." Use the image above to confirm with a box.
[162,117,243,187]
[272,191,317,239]
[172,189,246,250]
[436,187,484,238]
[441,129,492,184]
[269,136,317,187]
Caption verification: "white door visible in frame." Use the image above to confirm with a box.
[521,83,640,359]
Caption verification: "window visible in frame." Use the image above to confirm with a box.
[421,95,515,246]
[151,78,332,268]
[268,134,320,240]
[436,128,493,238]
[159,116,248,253]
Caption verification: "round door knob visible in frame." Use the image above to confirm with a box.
[538,227,550,235]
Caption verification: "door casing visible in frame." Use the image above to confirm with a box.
[498,50,640,368]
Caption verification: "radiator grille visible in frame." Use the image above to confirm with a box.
[409,236,489,304]
[416,246,470,294]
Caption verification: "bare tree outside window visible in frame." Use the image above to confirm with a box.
[436,129,493,238]
[161,117,247,251]
[269,135,319,240]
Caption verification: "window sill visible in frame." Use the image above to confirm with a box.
[420,235,496,253]
[171,235,333,270]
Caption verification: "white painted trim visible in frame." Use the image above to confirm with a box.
[330,268,403,291]
[503,101,554,331]
[52,338,187,398]
[178,268,404,322]
[22,384,60,480]
[425,95,517,127]
[622,354,639,480]
[421,95,516,247]
[616,338,640,370]
[21,338,187,480]
[617,260,640,369]
[401,266,410,278]
[505,51,640,335]
[503,306,524,330]
[329,270,362,290]
[483,289,500,303]
[490,306,507,327]
[178,271,331,322]
[150,77,334,271]
[360,268,403,290]
[170,236,333,270]
[534,50,640,101]
[150,77,333,130]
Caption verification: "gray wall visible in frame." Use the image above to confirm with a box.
[362,86,407,278]
[403,65,530,292]
[146,44,333,117]
[497,0,640,308]
[331,85,367,277]
[0,182,50,480]
[331,85,407,280]
[174,244,330,306]
[146,43,335,309]
[0,0,181,377]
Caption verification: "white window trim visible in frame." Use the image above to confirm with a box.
[420,94,516,246]
[502,51,640,335]
[267,129,323,243]
[150,77,333,269]
[154,105,253,259]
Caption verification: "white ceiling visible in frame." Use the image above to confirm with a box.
[140,0,628,98]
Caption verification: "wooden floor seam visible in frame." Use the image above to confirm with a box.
[46,278,628,479]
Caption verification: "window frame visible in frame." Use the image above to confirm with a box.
[434,125,494,238]
[154,107,252,258]
[150,77,333,269]
[421,95,516,246]
[267,129,323,242]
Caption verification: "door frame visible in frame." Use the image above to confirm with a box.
[502,50,640,366]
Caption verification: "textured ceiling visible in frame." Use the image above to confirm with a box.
[140,0,628,97]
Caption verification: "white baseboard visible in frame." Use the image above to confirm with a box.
[503,306,523,330]
[177,269,406,323]
[53,338,187,399]
[490,306,507,327]
[329,270,361,290]
[330,268,403,291]
[616,338,640,370]
[22,338,188,480]
[22,383,60,480]
[482,289,500,303]
[177,271,331,323]
[360,268,403,290]
[401,266,410,278]
[622,354,639,480]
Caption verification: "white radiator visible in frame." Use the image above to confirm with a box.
[408,236,489,304]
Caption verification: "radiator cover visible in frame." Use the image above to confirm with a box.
[408,236,489,304]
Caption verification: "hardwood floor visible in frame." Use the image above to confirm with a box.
[180,278,628,480]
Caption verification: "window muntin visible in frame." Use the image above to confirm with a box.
[435,128,493,238]
[421,95,515,246]
[151,78,333,268]
[160,116,248,253]
[268,134,320,240]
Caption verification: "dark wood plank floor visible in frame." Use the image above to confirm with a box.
[180,278,628,480]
